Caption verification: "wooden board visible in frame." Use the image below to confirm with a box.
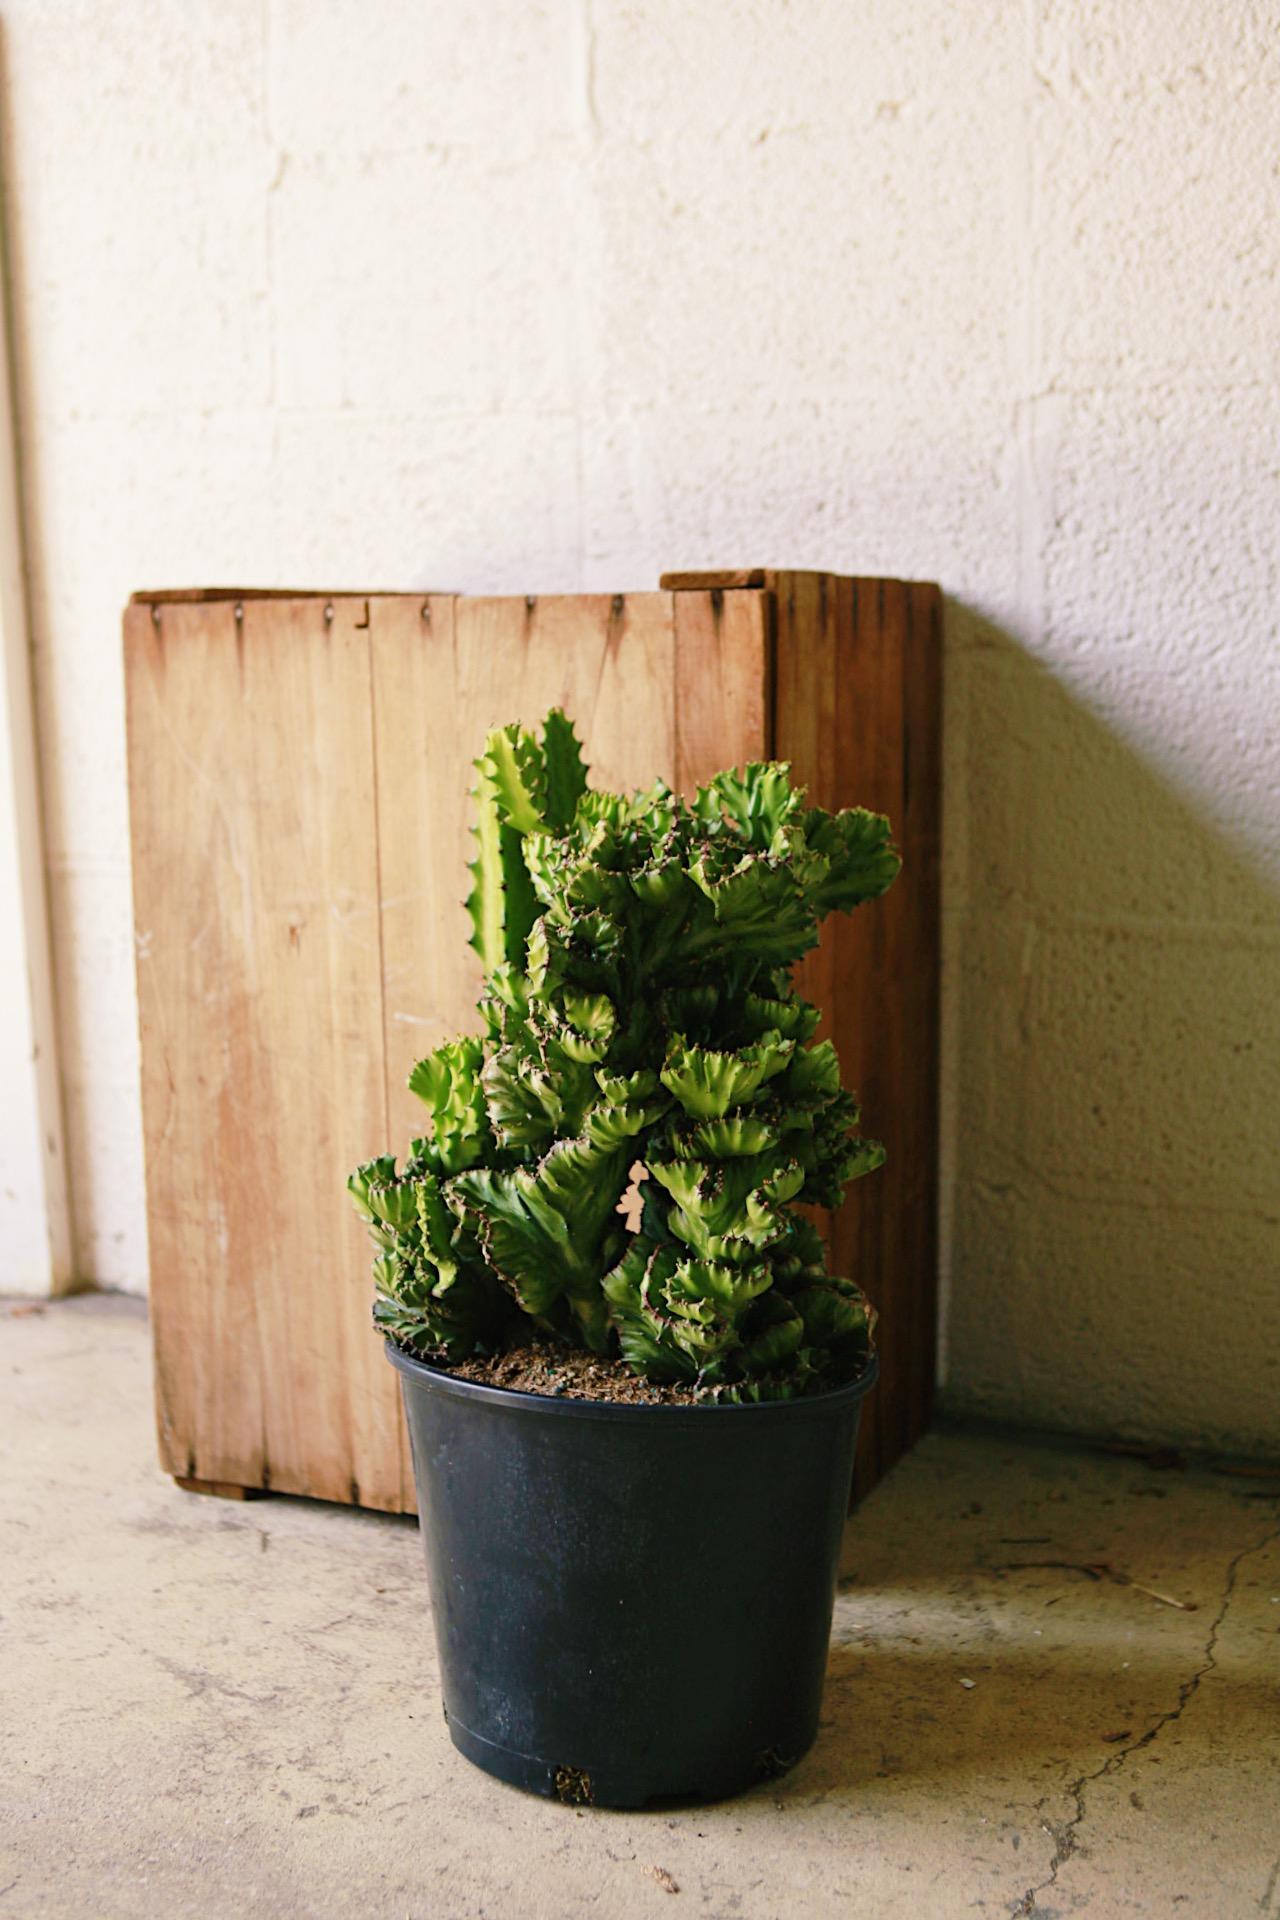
[770,572,943,1496]
[127,576,938,1510]
[126,597,404,1509]
[659,569,767,591]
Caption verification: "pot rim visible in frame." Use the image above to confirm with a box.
[385,1338,878,1425]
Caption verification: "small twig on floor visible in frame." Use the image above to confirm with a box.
[1118,1574,1197,1611]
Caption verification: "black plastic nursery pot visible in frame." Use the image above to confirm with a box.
[388,1341,878,1809]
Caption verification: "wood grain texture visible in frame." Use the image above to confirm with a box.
[771,572,943,1498]
[370,581,766,1132]
[672,589,769,791]
[373,589,678,1118]
[126,596,402,1510]
[126,576,939,1511]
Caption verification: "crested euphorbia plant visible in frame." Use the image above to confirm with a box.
[348,711,900,1400]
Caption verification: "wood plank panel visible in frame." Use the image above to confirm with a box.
[371,589,678,1126]
[899,581,944,1446]
[771,572,942,1497]
[125,596,402,1509]
[367,594,463,1162]
[454,591,679,796]
[370,586,768,1158]
[672,588,769,791]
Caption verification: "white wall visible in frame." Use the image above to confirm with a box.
[4,2,1277,1451]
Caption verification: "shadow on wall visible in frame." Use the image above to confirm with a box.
[937,602,1280,1458]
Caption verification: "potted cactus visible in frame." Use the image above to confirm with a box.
[348,710,900,1807]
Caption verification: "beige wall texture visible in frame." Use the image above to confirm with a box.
[3,2,1276,1451]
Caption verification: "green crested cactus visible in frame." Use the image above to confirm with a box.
[348,710,901,1399]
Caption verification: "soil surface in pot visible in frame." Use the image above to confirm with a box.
[446,1342,705,1404]
[415,1339,875,1406]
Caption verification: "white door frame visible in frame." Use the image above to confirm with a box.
[0,194,73,1295]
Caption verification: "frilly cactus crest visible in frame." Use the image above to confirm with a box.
[348,710,901,1401]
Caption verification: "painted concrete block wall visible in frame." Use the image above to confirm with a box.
[2,2,1276,1451]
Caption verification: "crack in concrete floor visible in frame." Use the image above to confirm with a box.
[1013,1515,1280,1917]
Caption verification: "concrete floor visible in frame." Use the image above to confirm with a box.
[2,1296,1278,1920]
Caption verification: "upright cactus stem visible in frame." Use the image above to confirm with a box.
[351,712,900,1399]
[465,709,588,974]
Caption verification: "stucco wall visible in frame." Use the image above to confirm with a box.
[4,2,1276,1451]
